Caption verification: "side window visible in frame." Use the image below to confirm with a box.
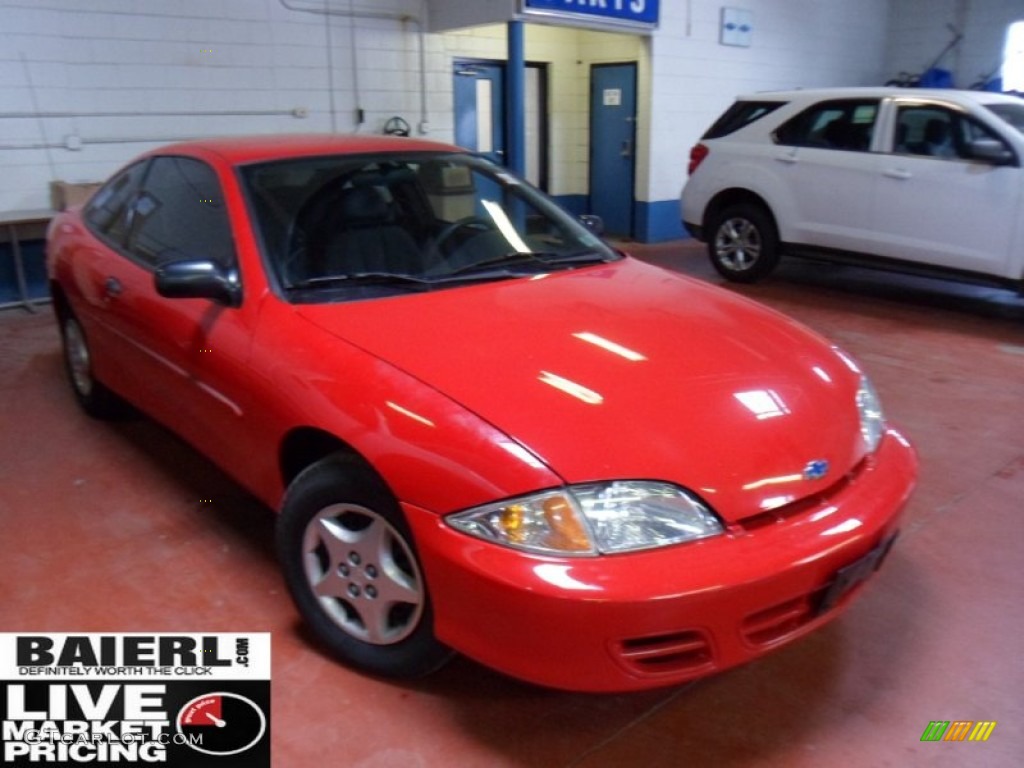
[895,106,957,158]
[774,100,879,151]
[127,156,235,269]
[894,106,1010,161]
[954,114,1013,158]
[83,160,148,244]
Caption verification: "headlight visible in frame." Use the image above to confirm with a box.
[856,375,886,453]
[447,481,724,556]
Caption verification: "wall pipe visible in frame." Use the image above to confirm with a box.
[279,0,430,134]
[0,110,301,119]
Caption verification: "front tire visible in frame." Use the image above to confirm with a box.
[60,313,128,419]
[277,454,453,679]
[708,203,780,283]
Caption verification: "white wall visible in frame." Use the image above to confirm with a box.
[0,0,428,211]
[3,0,1020,222]
[884,0,1023,88]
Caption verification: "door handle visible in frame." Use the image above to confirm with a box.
[775,150,798,164]
[620,140,632,157]
[104,276,122,296]
[883,168,912,180]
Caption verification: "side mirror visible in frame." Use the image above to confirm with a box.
[579,214,605,235]
[155,259,241,307]
[966,138,1015,166]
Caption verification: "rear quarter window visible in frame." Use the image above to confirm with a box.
[702,101,785,139]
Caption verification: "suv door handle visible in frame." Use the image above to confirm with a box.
[775,150,798,164]
[104,276,123,296]
[883,168,912,180]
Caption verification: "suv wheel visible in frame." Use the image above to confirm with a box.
[708,203,779,283]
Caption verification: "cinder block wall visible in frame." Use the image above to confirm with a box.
[1,0,1019,240]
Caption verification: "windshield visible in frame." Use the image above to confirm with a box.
[241,152,618,302]
[984,102,1024,135]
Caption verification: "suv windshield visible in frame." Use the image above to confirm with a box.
[241,152,618,302]
[985,102,1024,135]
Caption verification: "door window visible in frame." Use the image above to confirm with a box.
[774,100,879,151]
[894,105,1012,160]
[84,160,149,245]
[127,156,235,269]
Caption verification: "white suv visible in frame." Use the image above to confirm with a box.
[681,88,1024,291]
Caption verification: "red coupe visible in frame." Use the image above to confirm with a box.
[47,135,917,691]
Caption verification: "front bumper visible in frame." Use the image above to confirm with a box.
[404,429,917,692]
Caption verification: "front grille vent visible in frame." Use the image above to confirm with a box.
[613,630,714,676]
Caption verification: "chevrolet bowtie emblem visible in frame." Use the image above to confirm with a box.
[803,459,830,481]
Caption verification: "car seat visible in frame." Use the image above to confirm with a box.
[823,119,853,150]
[921,118,955,157]
[322,186,421,276]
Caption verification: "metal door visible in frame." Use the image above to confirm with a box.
[589,63,637,237]
[454,60,506,166]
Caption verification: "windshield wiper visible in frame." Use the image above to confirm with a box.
[288,272,435,290]
[535,249,615,266]
[289,251,616,291]
[447,250,612,277]
[446,252,549,276]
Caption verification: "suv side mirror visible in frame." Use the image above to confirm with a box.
[966,138,1015,166]
[155,259,241,307]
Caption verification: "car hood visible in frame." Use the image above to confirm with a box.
[295,258,869,523]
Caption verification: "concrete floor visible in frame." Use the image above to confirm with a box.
[2,242,1023,767]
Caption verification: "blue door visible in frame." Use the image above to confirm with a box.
[589,63,637,237]
[454,61,506,166]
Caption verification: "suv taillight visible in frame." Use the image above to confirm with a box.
[688,143,709,175]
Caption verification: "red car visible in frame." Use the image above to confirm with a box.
[47,135,916,692]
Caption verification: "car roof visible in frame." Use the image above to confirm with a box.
[150,133,467,166]
[734,87,1023,107]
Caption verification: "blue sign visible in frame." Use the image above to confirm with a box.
[522,0,659,29]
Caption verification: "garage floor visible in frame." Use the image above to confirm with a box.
[2,241,1022,767]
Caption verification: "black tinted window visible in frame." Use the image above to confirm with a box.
[703,101,784,139]
[775,100,879,151]
[128,156,234,268]
[84,160,148,244]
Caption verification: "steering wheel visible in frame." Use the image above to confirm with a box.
[433,216,496,254]
[383,116,411,137]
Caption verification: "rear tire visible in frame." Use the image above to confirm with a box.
[277,454,453,679]
[707,203,780,283]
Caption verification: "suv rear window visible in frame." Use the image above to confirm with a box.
[774,99,879,151]
[702,101,784,139]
